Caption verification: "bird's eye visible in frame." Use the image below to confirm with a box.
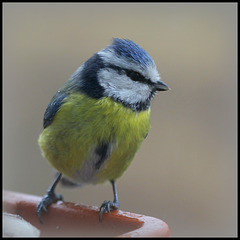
[126,70,142,82]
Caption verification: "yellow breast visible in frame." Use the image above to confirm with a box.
[38,93,150,183]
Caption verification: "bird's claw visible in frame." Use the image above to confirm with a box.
[36,191,63,223]
[99,200,119,221]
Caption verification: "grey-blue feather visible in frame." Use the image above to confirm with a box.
[110,38,154,66]
[43,91,68,128]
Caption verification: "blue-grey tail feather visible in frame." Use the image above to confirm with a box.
[58,173,82,188]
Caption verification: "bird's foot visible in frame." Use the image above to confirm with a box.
[99,200,119,221]
[36,190,63,223]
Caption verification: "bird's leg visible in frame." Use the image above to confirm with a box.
[99,180,119,221]
[36,172,63,223]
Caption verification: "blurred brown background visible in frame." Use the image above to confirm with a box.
[3,3,237,237]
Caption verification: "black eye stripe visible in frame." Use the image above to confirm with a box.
[107,64,152,85]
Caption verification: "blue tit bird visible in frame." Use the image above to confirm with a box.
[36,38,169,222]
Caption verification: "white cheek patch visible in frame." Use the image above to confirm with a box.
[98,69,151,105]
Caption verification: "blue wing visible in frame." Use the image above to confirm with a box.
[43,91,68,128]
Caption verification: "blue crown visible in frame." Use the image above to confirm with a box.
[111,38,154,66]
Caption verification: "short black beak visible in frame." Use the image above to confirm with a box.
[154,80,170,91]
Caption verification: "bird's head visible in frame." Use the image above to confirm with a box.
[69,38,169,111]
